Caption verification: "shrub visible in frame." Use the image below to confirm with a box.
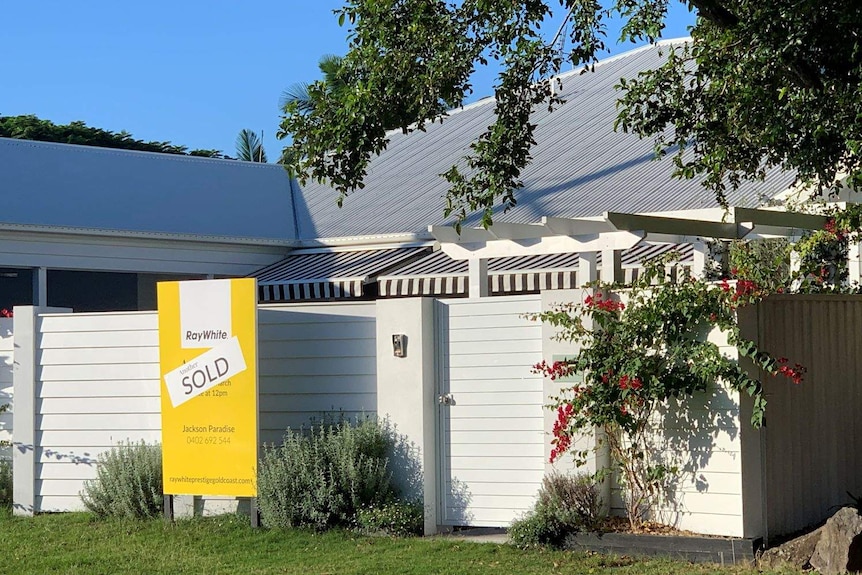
[508,473,601,548]
[355,500,424,537]
[81,441,162,519]
[0,459,11,509]
[538,472,601,531]
[257,417,397,530]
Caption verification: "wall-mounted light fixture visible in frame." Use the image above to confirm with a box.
[392,334,407,358]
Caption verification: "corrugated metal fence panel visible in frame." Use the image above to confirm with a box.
[33,303,378,512]
[756,296,862,538]
[0,318,14,459]
[438,295,545,527]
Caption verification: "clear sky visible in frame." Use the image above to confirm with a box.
[2,1,695,161]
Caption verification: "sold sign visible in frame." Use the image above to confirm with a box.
[163,336,247,407]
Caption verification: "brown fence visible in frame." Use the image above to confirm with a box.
[749,295,862,539]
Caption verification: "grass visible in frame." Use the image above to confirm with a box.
[0,511,802,575]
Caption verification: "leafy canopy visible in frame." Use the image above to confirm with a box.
[280,1,862,226]
[1,115,226,158]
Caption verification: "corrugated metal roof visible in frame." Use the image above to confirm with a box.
[295,40,796,239]
[0,137,297,240]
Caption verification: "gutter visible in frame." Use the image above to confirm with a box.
[0,221,435,250]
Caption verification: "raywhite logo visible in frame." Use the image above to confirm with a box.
[180,280,232,349]
[164,337,247,407]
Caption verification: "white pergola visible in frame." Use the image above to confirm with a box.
[430,207,831,297]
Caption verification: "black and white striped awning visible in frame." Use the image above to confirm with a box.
[253,246,431,302]
[378,243,693,297]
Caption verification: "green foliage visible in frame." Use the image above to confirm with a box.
[280,54,350,116]
[0,115,227,158]
[257,417,397,530]
[729,239,791,293]
[535,262,803,527]
[509,473,601,548]
[791,203,862,291]
[616,3,862,206]
[0,459,11,509]
[354,500,424,537]
[80,441,163,520]
[281,1,862,226]
[235,129,267,162]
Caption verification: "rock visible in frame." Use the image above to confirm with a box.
[758,526,823,571]
[810,507,862,574]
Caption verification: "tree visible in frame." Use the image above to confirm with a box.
[280,1,862,226]
[0,115,227,158]
[235,129,268,162]
[278,52,421,168]
[280,54,350,115]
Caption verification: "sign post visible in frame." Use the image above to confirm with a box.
[157,278,259,518]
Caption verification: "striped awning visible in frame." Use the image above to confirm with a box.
[378,243,693,297]
[253,246,431,302]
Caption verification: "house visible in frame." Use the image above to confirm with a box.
[8,39,856,545]
[0,137,296,311]
[254,40,799,302]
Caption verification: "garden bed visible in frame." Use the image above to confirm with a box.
[563,530,762,565]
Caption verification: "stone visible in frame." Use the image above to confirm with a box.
[810,507,862,574]
[758,526,823,571]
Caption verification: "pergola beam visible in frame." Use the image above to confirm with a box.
[439,231,644,261]
[432,207,830,263]
[605,211,746,240]
[733,207,828,232]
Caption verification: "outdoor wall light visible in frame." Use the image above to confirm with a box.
[392,334,407,358]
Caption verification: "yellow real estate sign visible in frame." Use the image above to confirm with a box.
[158,278,258,497]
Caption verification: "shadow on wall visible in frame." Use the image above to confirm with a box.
[12,441,97,466]
[387,423,423,501]
[443,477,474,526]
[652,383,739,527]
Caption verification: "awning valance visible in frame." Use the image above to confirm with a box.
[378,243,693,297]
[254,246,431,302]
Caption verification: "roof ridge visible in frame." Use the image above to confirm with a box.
[0,136,284,170]
[382,36,692,137]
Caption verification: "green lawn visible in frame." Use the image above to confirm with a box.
[0,512,800,575]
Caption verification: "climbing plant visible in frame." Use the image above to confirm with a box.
[532,261,804,528]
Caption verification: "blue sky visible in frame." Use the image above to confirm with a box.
[2,1,695,160]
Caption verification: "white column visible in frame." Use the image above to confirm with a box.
[847,241,862,287]
[12,305,71,515]
[32,268,47,307]
[691,241,709,280]
[468,258,488,298]
[12,306,37,516]
[375,298,438,535]
[578,251,598,286]
[600,249,622,284]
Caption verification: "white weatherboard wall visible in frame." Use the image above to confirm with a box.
[539,289,747,538]
[605,292,746,537]
[436,295,545,528]
[13,302,377,514]
[257,302,377,445]
[0,317,14,458]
